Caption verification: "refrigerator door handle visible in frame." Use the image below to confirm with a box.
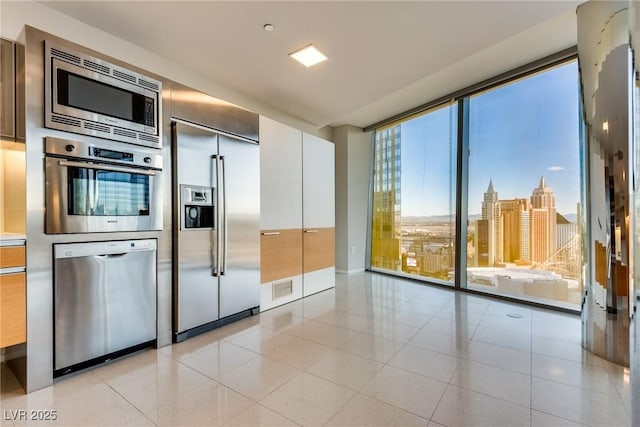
[212,154,221,277]
[220,155,228,275]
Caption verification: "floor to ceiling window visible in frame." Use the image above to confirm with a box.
[368,54,583,310]
[465,61,582,308]
[370,104,457,285]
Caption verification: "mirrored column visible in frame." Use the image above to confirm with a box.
[578,0,631,367]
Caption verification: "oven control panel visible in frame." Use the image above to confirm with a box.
[45,136,162,170]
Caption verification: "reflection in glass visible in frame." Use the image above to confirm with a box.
[69,167,149,216]
[466,61,582,308]
[371,104,457,284]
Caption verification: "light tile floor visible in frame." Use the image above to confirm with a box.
[0,272,632,426]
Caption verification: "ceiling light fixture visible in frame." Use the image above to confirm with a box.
[263,24,274,32]
[289,44,328,68]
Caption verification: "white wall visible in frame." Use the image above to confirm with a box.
[334,125,372,273]
[0,0,322,136]
[334,127,349,271]
[347,128,372,272]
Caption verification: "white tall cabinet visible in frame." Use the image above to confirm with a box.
[259,116,303,311]
[302,133,336,296]
[259,116,335,311]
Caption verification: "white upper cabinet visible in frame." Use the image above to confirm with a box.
[259,116,303,230]
[302,132,335,228]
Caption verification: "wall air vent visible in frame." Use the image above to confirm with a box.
[51,114,81,128]
[83,60,110,75]
[50,48,81,65]
[138,79,160,91]
[113,70,136,84]
[273,280,293,299]
[84,122,111,134]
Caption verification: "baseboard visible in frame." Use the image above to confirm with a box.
[0,343,26,363]
[335,268,365,274]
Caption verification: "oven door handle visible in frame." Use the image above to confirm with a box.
[58,159,157,176]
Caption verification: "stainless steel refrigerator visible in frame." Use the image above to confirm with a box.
[172,120,260,342]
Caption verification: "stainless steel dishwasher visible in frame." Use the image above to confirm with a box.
[54,239,157,376]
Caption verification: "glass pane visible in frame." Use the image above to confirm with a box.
[466,61,582,308]
[371,103,457,284]
[69,167,149,216]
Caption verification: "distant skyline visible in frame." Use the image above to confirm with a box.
[399,61,580,217]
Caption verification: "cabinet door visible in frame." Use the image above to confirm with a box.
[0,39,15,138]
[303,133,335,296]
[259,117,304,310]
[0,272,26,348]
[303,133,335,228]
[259,116,302,230]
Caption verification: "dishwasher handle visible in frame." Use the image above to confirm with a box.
[94,253,128,259]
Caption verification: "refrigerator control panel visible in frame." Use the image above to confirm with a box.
[181,184,213,205]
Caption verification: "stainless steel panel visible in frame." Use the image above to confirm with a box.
[218,134,260,318]
[177,229,219,331]
[22,26,170,392]
[174,121,219,333]
[54,240,156,370]
[171,82,258,142]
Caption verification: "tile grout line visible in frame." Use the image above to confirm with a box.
[100,375,160,427]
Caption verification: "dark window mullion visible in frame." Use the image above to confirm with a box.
[455,97,469,290]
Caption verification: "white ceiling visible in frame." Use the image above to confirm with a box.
[39,1,582,129]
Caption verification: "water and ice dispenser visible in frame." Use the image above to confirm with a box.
[181,185,215,229]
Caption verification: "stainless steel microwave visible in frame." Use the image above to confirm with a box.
[45,40,162,148]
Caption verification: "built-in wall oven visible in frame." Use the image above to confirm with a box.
[45,136,162,234]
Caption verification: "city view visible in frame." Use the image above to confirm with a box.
[390,177,581,306]
[371,60,581,307]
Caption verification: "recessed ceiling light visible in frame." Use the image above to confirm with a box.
[289,44,328,68]
[263,24,274,32]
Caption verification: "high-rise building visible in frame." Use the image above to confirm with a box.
[371,125,402,270]
[475,178,558,267]
[556,212,577,248]
[481,180,501,265]
[530,176,557,262]
[499,198,532,262]
[475,219,490,266]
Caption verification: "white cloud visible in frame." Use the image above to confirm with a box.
[547,166,564,172]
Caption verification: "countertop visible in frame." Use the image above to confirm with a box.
[0,233,26,246]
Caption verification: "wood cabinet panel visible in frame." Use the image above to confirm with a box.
[261,229,303,283]
[1,39,16,138]
[0,246,25,268]
[0,272,26,347]
[303,227,335,273]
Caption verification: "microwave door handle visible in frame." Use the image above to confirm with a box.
[211,155,220,277]
[58,160,157,176]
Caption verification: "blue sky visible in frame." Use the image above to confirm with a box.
[399,61,580,217]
